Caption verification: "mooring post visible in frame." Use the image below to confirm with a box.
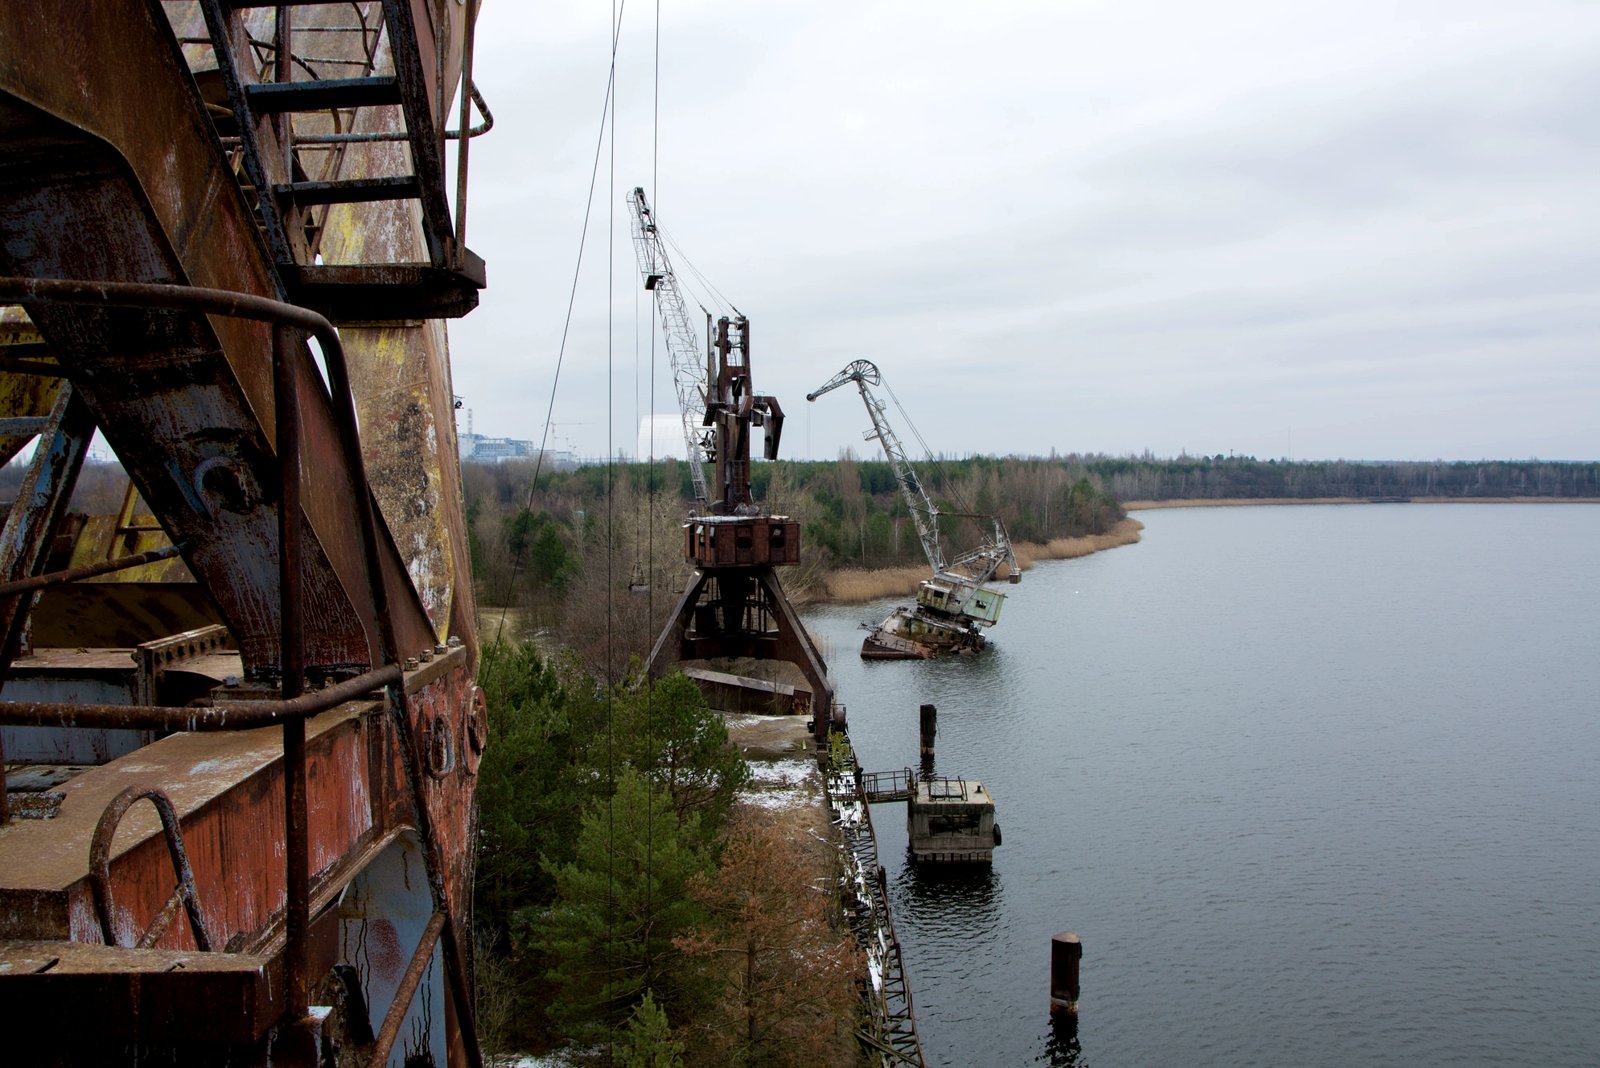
[919,703,937,778]
[1050,932,1081,1014]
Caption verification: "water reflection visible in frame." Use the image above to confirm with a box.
[894,856,1003,933]
[1038,1009,1085,1066]
[810,508,1600,1066]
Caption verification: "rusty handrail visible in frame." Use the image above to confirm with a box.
[0,543,184,598]
[0,664,401,731]
[89,786,214,952]
[368,912,447,1068]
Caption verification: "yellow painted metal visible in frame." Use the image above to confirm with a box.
[309,4,479,660]
[0,307,63,465]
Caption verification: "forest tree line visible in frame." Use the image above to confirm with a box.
[1080,455,1600,502]
[463,454,1126,617]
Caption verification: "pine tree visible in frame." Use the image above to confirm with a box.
[541,767,712,1034]
[616,991,686,1068]
[676,812,861,1066]
[614,672,749,835]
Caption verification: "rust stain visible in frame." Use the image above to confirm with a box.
[366,917,404,983]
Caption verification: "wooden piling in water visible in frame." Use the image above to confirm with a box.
[919,703,936,756]
[1050,932,1081,1014]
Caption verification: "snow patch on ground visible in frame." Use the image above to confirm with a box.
[748,759,815,789]
[740,756,819,811]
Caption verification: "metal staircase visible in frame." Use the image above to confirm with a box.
[192,0,487,320]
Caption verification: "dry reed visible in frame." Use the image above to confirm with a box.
[818,517,1144,603]
[1013,516,1145,564]
[823,565,930,603]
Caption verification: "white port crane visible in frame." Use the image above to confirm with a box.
[628,186,711,509]
[807,359,1019,634]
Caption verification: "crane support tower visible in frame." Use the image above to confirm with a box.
[808,359,1020,659]
[0,3,489,1063]
[631,193,834,734]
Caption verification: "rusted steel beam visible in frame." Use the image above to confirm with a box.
[0,663,401,732]
[89,786,214,951]
[275,320,312,1017]
[0,416,47,436]
[0,387,95,643]
[279,261,485,320]
[273,176,423,206]
[381,0,457,267]
[368,911,446,1068]
[0,543,183,598]
[0,385,95,824]
[452,0,480,268]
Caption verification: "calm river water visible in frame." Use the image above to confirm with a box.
[801,504,1600,1067]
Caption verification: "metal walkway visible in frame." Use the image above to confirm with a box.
[861,767,917,802]
[827,742,926,1067]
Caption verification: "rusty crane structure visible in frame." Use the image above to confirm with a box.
[629,190,835,733]
[808,359,1019,659]
[0,3,488,1064]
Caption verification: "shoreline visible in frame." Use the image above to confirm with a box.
[812,516,1145,605]
[1123,496,1600,510]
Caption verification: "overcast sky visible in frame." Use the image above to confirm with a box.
[447,0,1600,463]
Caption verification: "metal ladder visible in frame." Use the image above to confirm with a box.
[193,0,487,319]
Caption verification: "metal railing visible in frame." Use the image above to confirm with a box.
[826,739,926,1067]
[861,767,917,802]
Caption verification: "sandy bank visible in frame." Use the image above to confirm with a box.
[815,516,1145,604]
[1124,496,1600,511]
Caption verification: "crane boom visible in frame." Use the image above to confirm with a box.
[628,186,710,508]
[807,359,1019,624]
[807,359,945,573]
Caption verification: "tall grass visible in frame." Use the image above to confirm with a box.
[823,565,930,603]
[1013,516,1144,564]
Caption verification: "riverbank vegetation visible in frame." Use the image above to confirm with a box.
[458,448,1596,1061]
[473,641,860,1064]
[463,455,1126,636]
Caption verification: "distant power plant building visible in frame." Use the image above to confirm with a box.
[458,432,573,466]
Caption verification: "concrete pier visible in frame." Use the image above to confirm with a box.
[907,776,999,863]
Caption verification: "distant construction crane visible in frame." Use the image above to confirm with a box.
[808,359,1019,658]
